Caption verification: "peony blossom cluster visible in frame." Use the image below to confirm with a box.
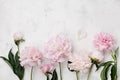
[68,51,91,73]
[44,35,72,63]
[93,32,115,52]
[1,31,118,80]
[19,47,43,67]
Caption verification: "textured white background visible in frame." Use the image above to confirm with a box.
[0,0,120,80]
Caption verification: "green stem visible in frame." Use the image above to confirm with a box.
[17,45,20,56]
[30,67,33,80]
[113,53,117,80]
[87,63,94,80]
[59,62,62,80]
[116,62,117,80]
[75,71,79,80]
[115,75,117,80]
[115,61,117,80]
[45,73,49,80]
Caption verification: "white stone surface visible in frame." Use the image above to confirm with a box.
[0,0,120,80]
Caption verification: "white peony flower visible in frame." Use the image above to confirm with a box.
[89,50,104,63]
[68,51,91,73]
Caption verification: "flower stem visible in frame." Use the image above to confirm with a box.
[115,62,117,80]
[20,78,24,80]
[30,67,33,80]
[112,50,118,80]
[45,73,49,80]
[59,62,62,80]
[115,61,117,80]
[87,63,94,80]
[75,71,79,80]
[17,45,20,56]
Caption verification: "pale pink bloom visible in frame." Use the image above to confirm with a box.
[19,47,43,67]
[13,32,24,41]
[44,34,72,62]
[41,64,54,73]
[93,32,115,51]
[89,50,104,63]
[68,51,91,73]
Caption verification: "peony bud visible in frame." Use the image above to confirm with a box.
[13,32,25,45]
[41,64,53,73]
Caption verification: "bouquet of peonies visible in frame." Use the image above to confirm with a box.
[0,32,119,80]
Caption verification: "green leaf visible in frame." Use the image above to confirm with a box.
[0,49,25,80]
[97,61,113,70]
[0,56,12,69]
[114,47,119,59]
[15,51,20,68]
[13,66,25,80]
[115,47,119,56]
[111,51,116,61]
[51,69,58,80]
[8,49,15,66]
[14,51,25,80]
[111,47,119,61]
[110,64,117,80]
[100,63,112,80]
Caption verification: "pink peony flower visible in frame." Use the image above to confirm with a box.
[44,34,72,62]
[93,32,115,51]
[19,47,43,67]
[13,32,24,41]
[89,50,104,63]
[40,64,54,73]
[68,51,91,73]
